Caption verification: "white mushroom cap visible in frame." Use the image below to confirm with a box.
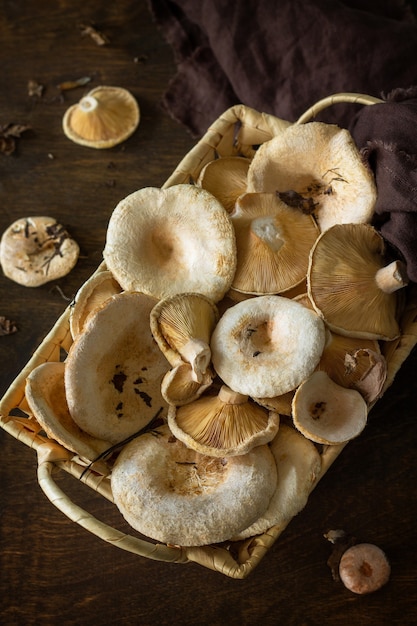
[233,424,322,539]
[69,269,121,339]
[210,295,326,398]
[65,291,170,444]
[0,216,79,287]
[111,424,278,546]
[292,370,368,445]
[247,122,376,232]
[103,184,237,302]
[25,361,110,460]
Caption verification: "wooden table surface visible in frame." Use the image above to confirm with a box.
[1,2,416,624]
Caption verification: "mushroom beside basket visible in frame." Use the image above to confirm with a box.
[2,94,417,580]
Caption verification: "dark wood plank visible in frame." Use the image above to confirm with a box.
[1,2,416,625]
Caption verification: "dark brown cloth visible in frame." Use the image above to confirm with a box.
[148,0,417,136]
[350,87,417,281]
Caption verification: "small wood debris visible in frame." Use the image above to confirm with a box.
[27,79,44,98]
[57,76,92,91]
[79,23,109,46]
[0,123,31,155]
[0,316,18,336]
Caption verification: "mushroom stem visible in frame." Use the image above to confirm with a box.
[250,216,284,252]
[79,95,99,113]
[375,260,408,294]
[218,385,248,405]
[179,338,211,383]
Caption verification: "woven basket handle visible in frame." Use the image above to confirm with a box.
[296,92,383,124]
[36,445,189,564]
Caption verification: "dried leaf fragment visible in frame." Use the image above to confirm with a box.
[0,316,18,336]
[79,23,109,46]
[0,123,31,155]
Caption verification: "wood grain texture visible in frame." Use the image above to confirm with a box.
[1,2,416,625]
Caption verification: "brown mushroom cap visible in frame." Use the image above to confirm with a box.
[25,362,110,460]
[168,384,280,457]
[103,184,237,302]
[230,192,319,294]
[62,85,140,149]
[247,121,377,232]
[110,424,278,546]
[150,292,219,383]
[233,423,322,539]
[292,370,368,445]
[307,223,408,340]
[197,156,250,213]
[0,216,79,287]
[211,295,326,398]
[65,291,170,445]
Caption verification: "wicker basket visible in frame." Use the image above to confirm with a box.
[2,93,417,579]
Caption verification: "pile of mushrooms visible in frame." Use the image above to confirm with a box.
[24,119,411,548]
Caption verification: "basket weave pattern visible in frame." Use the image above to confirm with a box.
[2,94,417,579]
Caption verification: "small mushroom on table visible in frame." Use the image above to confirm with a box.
[62,85,140,149]
[0,216,79,287]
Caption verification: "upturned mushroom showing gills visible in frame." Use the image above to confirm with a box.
[210,295,326,398]
[150,293,219,383]
[0,216,79,287]
[62,85,140,149]
[168,384,280,457]
[307,223,408,341]
[246,121,376,232]
[103,184,237,302]
[292,370,368,445]
[230,192,319,294]
[197,156,250,213]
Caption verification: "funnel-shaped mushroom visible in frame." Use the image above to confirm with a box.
[111,424,278,546]
[292,370,368,445]
[161,362,214,406]
[230,192,319,294]
[247,122,376,232]
[233,424,322,540]
[70,269,121,339]
[26,362,110,460]
[211,295,326,398]
[307,223,408,340]
[197,156,250,213]
[0,216,79,287]
[65,291,170,445]
[103,184,237,302]
[62,85,140,148]
[150,293,219,383]
[168,385,280,457]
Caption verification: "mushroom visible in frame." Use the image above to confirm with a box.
[229,192,319,294]
[161,362,214,406]
[232,423,322,540]
[307,223,408,340]
[253,390,295,417]
[167,384,280,457]
[69,269,121,339]
[292,370,368,445]
[150,293,219,383]
[25,361,110,461]
[295,293,387,404]
[339,543,391,594]
[246,121,377,232]
[62,85,140,149]
[196,156,250,213]
[103,184,237,302]
[65,291,170,445]
[110,424,278,547]
[210,295,326,398]
[0,216,79,287]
